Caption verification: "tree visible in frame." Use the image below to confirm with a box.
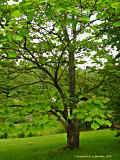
[0,0,115,149]
[93,0,120,127]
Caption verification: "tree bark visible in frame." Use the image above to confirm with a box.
[67,119,80,149]
[67,47,80,149]
[72,118,80,148]
[62,20,80,149]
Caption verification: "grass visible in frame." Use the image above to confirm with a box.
[0,129,120,160]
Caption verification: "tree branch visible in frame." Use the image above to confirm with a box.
[87,78,105,93]
[55,47,66,82]
[9,80,54,91]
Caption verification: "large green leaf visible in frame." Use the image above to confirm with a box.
[11,10,23,18]
[91,122,100,130]
[113,21,120,27]
[7,51,16,58]
[111,2,120,8]
[7,32,13,41]
[85,117,92,122]
[14,35,23,41]
[78,16,90,22]
[104,120,112,127]
[45,106,51,111]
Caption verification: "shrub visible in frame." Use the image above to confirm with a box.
[0,132,8,139]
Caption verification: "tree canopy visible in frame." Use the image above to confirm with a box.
[0,0,120,149]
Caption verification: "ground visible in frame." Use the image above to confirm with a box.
[0,129,120,160]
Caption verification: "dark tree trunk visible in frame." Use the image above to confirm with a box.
[67,120,73,147]
[67,119,80,149]
[68,47,80,149]
[72,119,80,148]
[62,22,80,149]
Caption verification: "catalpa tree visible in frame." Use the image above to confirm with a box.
[0,0,118,149]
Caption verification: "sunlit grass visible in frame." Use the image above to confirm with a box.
[0,129,120,160]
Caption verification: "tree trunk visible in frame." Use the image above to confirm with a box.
[68,46,79,149]
[67,119,80,149]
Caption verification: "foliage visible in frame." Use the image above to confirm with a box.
[0,0,119,147]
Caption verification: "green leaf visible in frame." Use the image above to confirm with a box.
[7,51,16,58]
[24,0,33,6]
[8,90,17,96]
[73,109,79,114]
[66,18,72,24]
[7,32,13,41]
[68,115,74,120]
[72,21,77,31]
[105,62,113,67]
[93,117,103,124]
[45,106,51,111]
[91,122,100,130]
[78,95,84,99]
[113,21,120,27]
[111,2,120,9]
[103,98,110,103]
[39,123,44,130]
[79,61,86,64]
[104,120,112,127]
[45,7,52,19]
[76,114,85,119]
[14,35,23,41]
[93,99,102,105]
[11,10,23,18]
[85,117,92,122]
[78,16,90,22]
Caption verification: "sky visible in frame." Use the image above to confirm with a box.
[8,0,22,5]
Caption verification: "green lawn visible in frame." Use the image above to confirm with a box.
[0,129,120,160]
